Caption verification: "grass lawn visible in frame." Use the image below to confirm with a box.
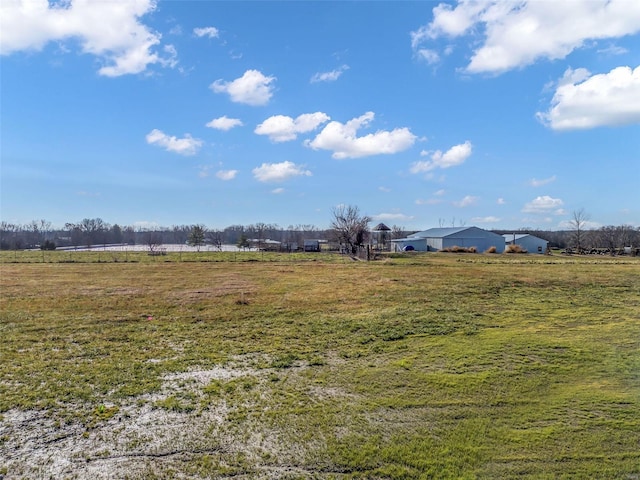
[1,252,639,479]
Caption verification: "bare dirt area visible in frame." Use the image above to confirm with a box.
[0,357,339,480]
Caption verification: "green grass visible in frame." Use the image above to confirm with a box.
[1,252,639,478]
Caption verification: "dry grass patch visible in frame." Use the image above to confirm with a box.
[1,254,639,478]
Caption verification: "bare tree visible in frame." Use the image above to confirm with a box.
[143,230,163,254]
[207,229,224,251]
[330,205,371,255]
[569,209,590,252]
[391,225,407,240]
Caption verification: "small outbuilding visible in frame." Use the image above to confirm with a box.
[372,223,391,251]
[392,226,505,253]
[503,233,548,254]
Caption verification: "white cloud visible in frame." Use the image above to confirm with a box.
[453,195,479,208]
[410,141,472,173]
[412,1,640,74]
[271,187,285,194]
[472,216,501,223]
[378,186,391,193]
[529,175,557,187]
[373,213,414,222]
[305,112,416,159]
[537,66,640,130]
[252,161,311,183]
[198,165,212,178]
[415,198,442,205]
[193,26,219,38]
[216,169,238,181]
[255,112,330,142]
[598,44,629,56]
[206,116,244,131]
[310,65,349,83]
[497,198,506,205]
[434,189,446,196]
[0,0,174,77]
[210,70,276,106]
[145,129,203,156]
[522,195,565,214]
[416,49,440,65]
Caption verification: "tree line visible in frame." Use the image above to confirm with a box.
[1,211,638,253]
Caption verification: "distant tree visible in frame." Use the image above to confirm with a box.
[391,225,407,240]
[207,229,224,251]
[237,233,250,250]
[569,209,590,252]
[330,204,371,255]
[143,230,162,254]
[40,240,56,250]
[111,224,123,244]
[188,225,207,251]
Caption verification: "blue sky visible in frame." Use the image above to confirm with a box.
[2,0,639,231]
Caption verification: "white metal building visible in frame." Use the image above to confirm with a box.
[392,227,505,253]
[503,234,548,254]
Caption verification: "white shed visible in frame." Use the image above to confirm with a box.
[392,227,505,253]
[503,234,548,254]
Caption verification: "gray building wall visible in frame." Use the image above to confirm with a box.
[504,234,548,254]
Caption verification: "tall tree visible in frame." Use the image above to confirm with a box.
[330,204,371,255]
[569,209,590,252]
[188,225,207,251]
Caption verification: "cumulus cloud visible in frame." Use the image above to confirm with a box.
[411,0,640,74]
[472,216,501,223]
[206,116,244,131]
[252,161,312,183]
[255,112,330,142]
[522,195,565,214]
[193,26,219,38]
[537,66,640,130]
[210,70,276,106]
[529,175,557,187]
[410,141,472,173]
[415,49,440,65]
[0,0,174,77]
[373,213,414,222]
[310,65,349,83]
[453,195,479,207]
[216,169,238,181]
[145,129,203,156]
[415,198,443,205]
[305,112,416,159]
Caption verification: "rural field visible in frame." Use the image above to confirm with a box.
[0,251,639,479]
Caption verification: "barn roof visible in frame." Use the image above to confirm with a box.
[503,233,548,242]
[409,227,471,238]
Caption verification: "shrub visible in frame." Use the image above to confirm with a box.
[441,245,477,253]
[505,244,528,254]
[40,240,56,250]
[485,246,498,254]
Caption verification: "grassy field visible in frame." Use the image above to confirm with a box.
[1,252,639,479]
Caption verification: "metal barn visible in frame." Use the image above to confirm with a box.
[392,227,505,253]
[503,234,548,254]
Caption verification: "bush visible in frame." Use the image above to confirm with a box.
[505,244,527,254]
[441,245,477,253]
[40,240,56,250]
[485,246,498,254]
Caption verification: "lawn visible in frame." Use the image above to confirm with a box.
[1,252,639,479]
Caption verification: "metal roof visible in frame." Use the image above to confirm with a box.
[409,227,472,238]
[503,233,547,241]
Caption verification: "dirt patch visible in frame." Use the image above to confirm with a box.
[0,358,338,479]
